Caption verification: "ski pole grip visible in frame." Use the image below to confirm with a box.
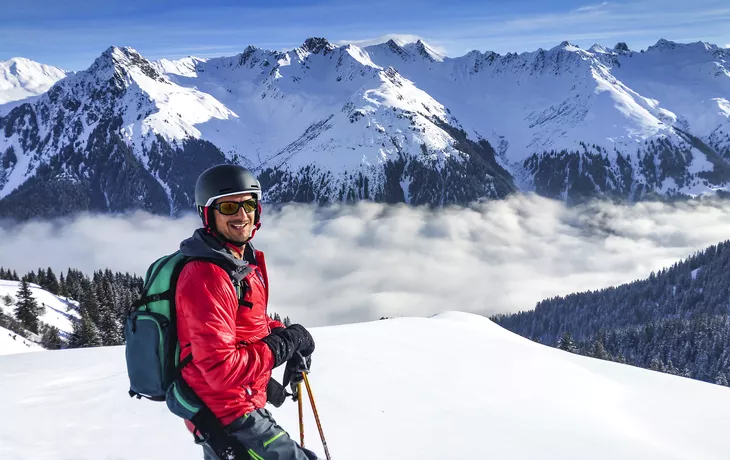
[296,351,310,373]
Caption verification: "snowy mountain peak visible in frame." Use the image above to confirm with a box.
[403,39,445,62]
[88,46,165,85]
[588,44,614,55]
[300,37,336,55]
[614,42,631,53]
[648,38,680,52]
[462,49,488,62]
[553,41,582,53]
[644,39,729,60]
[236,44,269,67]
[3,57,25,70]
[384,39,404,52]
[237,44,284,66]
[240,44,264,62]
[1,57,61,76]
[0,58,68,107]
[97,46,140,66]
[375,39,411,60]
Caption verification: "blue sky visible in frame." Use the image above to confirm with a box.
[2,0,729,70]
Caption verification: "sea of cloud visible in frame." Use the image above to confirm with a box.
[2,194,730,326]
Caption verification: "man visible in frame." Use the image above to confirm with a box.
[175,164,318,459]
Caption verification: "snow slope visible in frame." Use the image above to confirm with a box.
[0,324,43,355]
[0,279,78,339]
[0,312,728,459]
[0,57,68,114]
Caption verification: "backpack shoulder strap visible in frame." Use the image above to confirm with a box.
[254,249,269,301]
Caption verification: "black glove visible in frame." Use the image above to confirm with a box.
[260,324,315,369]
[283,352,311,387]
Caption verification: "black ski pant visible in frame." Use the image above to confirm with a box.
[200,408,319,460]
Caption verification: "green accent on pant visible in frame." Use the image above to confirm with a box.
[248,449,265,460]
[263,431,286,448]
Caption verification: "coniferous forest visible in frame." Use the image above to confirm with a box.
[1,266,143,348]
[492,239,730,387]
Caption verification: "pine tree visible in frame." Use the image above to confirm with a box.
[715,371,728,386]
[95,279,114,315]
[59,273,68,297]
[36,268,47,289]
[65,269,84,301]
[3,294,13,306]
[45,267,60,295]
[650,356,666,372]
[557,332,577,353]
[283,316,292,327]
[97,302,123,346]
[80,280,101,325]
[666,359,680,376]
[14,280,42,334]
[23,271,37,285]
[40,324,64,350]
[593,340,609,360]
[68,312,102,348]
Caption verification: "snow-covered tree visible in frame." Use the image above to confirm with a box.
[14,280,43,333]
[40,324,64,350]
[557,332,577,353]
[68,312,102,348]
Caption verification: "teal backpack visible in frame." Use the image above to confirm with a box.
[124,251,203,420]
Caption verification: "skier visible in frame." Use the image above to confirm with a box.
[176,164,318,459]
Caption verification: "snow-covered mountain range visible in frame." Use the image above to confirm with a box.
[1,37,729,218]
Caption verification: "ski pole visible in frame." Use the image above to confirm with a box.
[298,381,305,447]
[302,372,332,460]
[293,352,308,447]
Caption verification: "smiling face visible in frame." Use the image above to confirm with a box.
[212,192,257,244]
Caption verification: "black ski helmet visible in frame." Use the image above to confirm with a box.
[194,164,263,237]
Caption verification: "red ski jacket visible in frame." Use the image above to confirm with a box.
[175,230,284,427]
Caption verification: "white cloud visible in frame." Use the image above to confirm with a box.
[1,195,730,327]
[575,1,613,13]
